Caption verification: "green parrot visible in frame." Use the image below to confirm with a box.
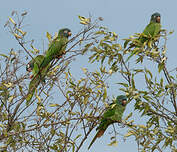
[139,12,161,43]
[88,95,127,149]
[40,28,72,68]
[125,12,161,62]
[26,55,50,103]
[26,55,50,79]
[26,27,72,103]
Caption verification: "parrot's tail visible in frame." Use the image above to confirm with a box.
[26,75,40,105]
[96,129,105,138]
[88,129,105,150]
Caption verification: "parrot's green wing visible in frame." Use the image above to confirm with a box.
[40,28,71,68]
[139,21,161,43]
[26,55,43,70]
[26,55,50,103]
[32,55,45,76]
[96,105,116,130]
[88,95,127,149]
[26,55,49,77]
[143,22,161,37]
[40,38,66,68]
[26,75,41,104]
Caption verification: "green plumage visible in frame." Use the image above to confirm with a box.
[88,95,127,149]
[26,28,71,103]
[26,74,41,104]
[26,55,49,77]
[125,12,161,62]
[40,28,71,68]
[140,12,161,43]
[26,55,50,104]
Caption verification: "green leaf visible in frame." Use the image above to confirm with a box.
[74,134,82,141]
[136,55,144,63]
[83,96,89,104]
[134,69,144,74]
[0,54,9,58]
[117,82,128,87]
[125,52,134,63]
[49,104,59,107]
[145,68,153,79]
[124,130,135,137]
[8,96,14,102]
[131,74,135,89]
[158,63,165,73]
[107,140,118,147]
[78,15,91,25]
[3,83,12,88]
[124,112,133,121]
[8,16,16,25]
[168,30,174,35]
[46,32,52,43]
[123,39,130,48]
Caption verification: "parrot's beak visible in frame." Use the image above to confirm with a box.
[68,32,72,36]
[28,68,32,72]
[122,100,127,106]
[156,16,160,23]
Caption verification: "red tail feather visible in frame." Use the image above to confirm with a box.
[96,129,105,138]
[88,129,105,150]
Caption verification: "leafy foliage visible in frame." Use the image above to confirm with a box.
[0,11,176,152]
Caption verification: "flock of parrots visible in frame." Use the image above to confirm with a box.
[25,12,161,149]
[26,28,71,102]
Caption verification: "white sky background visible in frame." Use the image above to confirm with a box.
[0,0,177,151]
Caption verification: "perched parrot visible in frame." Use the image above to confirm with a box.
[139,12,161,43]
[26,55,50,103]
[125,12,161,62]
[26,27,72,103]
[40,28,72,68]
[88,95,127,149]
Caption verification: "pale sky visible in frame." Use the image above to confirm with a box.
[0,0,176,151]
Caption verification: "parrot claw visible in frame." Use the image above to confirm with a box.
[56,51,66,59]
[56,55,63,59]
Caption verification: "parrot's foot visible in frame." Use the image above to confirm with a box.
[56,55,63,59]
[56,51,66,59]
